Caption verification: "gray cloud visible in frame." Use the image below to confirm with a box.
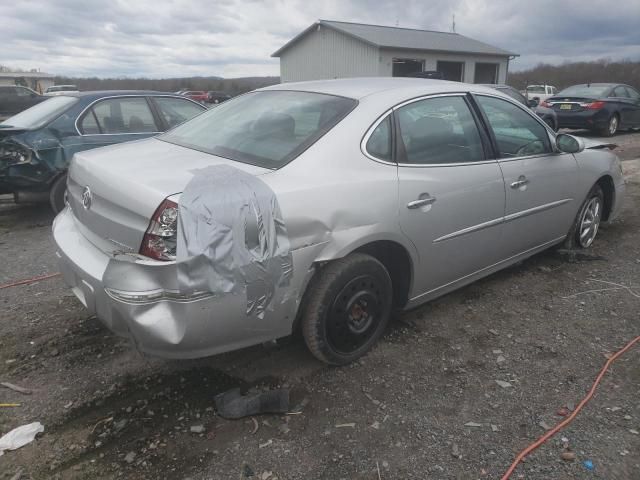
[1,0,638,77]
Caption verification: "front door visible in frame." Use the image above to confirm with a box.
[394,94,506,299]
[474,94,580,256]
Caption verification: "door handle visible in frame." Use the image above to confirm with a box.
[510,177,530,189]
[407,196,437,209]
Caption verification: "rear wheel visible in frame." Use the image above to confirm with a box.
[301,253,392,365]
[566,184,604,249]
[598,114,619,137]
[49,174,67,214]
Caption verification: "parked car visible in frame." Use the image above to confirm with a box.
[0,91,205,211]
[481,84,558,131]
[522,84,558,104]
[181,91,209,103]
[542,83,640,136]
[406,71,445,79]
[207,91,232,104]
[0,86,46,117]
[44,85,79,96]
[53,78,624,365]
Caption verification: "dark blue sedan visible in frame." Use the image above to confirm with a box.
[0,91,205,212]
[542,83,640,137]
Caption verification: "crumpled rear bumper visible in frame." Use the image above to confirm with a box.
[52,207,295,358]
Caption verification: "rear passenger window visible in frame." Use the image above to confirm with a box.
[625,86,640,100]
[613,86,629,98]
[476,95,551,158]
[154,97,204,129]
[366,115,392,161]
[396,96,485,164]
[82,97,158,134]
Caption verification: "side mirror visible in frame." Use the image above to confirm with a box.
[527,99,539,108]
[556,133,585,154]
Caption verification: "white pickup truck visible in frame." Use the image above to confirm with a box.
[521,84,558,103]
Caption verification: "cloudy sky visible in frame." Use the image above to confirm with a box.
[1,0,639,78]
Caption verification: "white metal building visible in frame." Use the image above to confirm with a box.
[0,71,55,93]
[272,20,518,84]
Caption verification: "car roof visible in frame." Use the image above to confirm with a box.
[259,77,502,101]
[60,90,178,100]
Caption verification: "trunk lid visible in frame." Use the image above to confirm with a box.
[547,96,601,112]
[67,137,270,256]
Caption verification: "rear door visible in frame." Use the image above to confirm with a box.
[474,94,579,256]
[609,85,636,127]
[69,96,162,157]
[393,94,506,299]
[623,86,640,126]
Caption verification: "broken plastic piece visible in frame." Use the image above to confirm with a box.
[0,422,44,456]
[214,387,289,419]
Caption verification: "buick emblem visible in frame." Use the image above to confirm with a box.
[81,186,92,210]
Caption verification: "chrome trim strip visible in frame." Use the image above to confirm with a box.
[433,216,504,243]
[432,198,572,244]
[74,94,204,136]
[503,198,573,223]
[410,235,566,302]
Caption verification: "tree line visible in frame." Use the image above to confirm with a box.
[52,76,281,95]
[507,60,640,90]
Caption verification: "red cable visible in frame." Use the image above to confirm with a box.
[500,335,640,480]
[0,272,61,290]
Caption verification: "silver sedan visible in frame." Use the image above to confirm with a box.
[53,78,625,365]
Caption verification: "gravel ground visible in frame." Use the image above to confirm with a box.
[1,131,639,480]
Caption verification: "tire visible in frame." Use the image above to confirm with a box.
[301,253,393,365]
[598,114,619,137]
[565,184,604,249]
[49,174,68,214]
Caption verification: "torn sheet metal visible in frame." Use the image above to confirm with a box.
[176,164,292,318]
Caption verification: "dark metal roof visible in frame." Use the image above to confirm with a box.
[272,20,518,58]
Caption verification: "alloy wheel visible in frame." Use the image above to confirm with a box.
[609,115,618,135]
[578,196,602,248]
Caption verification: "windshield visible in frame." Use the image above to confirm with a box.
[0,96,78,129]
[556,85,612,98]
[161,90,357,169]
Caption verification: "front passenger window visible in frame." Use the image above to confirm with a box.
[476,95,551,158]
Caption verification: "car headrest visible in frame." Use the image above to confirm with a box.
[129,115,144,132]
[252,112,295,139]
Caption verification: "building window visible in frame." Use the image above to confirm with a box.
[474,63,499,84]
[392,58,424,77]
[436,61,465,82]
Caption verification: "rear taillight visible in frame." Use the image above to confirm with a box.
[539,100,552,108]
[580,101,606,110]
[140,199,178,261]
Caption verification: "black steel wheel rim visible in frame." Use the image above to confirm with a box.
[326,274,384,355]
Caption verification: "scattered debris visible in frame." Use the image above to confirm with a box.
[629,429,639,435]
[260,471,273,480]
[451,443,462,459]
[464,422,483,428]
[214,388,289,419]
[9,468,23,480]
[370,421,380,430]
[64,401,73,409]
[495,380,512,388]
[190,425,205,434]
[0,422,44,456]
[0,382,32,395]
[335,423,356,428]
[583,459,594,470]
[557,407,570,417]
[0,403,21,408]
[376,461,381,480]
[124,451,136,464]
[496,355,506,363]
[488,329,499,336]
[538,421,552,431]
[491,424,499,432]
[251,417,259,435]
[561,450,576,461]
[259,439,273,449]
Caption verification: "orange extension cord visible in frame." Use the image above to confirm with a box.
[500,335,640,480]
[0,272,61,290]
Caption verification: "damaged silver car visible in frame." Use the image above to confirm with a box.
[53,78,625,365]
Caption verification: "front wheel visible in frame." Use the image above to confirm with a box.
[567,184,604,249]
[301,253,392,365]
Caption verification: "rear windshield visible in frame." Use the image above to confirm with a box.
[556,85,612,98]
[526,85,546,93]
[161,90,357,169]
[47,86,77,92]
[0,96,78,129]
